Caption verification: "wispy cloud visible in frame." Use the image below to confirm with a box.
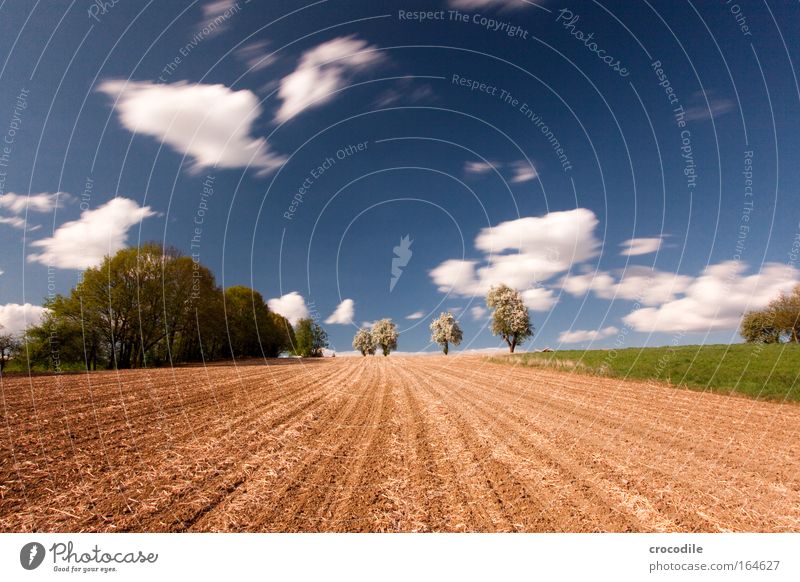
[276,36,385,122]
[684,91,735,122]
[464,160,497,175]
[508,160,538,183]
[236,40,276,72]
[558,326,618,343]
[405,311,425,320]
[448,0,538,10]
[0,192,71,230]
[619,236,662,256]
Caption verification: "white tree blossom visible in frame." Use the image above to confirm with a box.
[371,319,398,356]
[352,328,376,356]
[429,312,463,355]
[486,284,533,352]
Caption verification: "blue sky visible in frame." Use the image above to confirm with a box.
[0,0,799,353]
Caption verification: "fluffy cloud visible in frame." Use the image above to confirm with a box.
[405,311,425,320]
[27,198,156,270]
[561,266,692,306]
[619,236,662,256]
[558,326,619,344]
[97,80,286,174]
[520,287,558,311]
[623,262,799,332]
[509,160,538,183]
[325,299,355,325]
[268,292,309,325]
[276,36,384,122]
[0,303,48,335]
[430,208,600,311]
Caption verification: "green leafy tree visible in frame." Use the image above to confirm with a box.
[372,319,398,356]
[429,312,463,355]
[0,329,20,373]
[0,325,22,374]
[352,328,375,356]
[740,310,781,344]
[486,284,533,353]
[294,318,328,357]
[768,284,800,343]
[270,312,296,355]
[224,286,284,358]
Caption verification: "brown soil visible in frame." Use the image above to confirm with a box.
[1,356,798,532]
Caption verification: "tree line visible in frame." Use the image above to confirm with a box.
[0,244,331,373]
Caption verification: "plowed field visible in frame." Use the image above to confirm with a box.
[1,356,798,532]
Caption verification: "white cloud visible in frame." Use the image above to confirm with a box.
[325,298,355,325]
[97,80,286,175]
[558,326,619,344]
[619,236,662,256]
[470,305,487,320]
[267,292,309,325]
[464,160,496,175]
[0,215,27,229]
[0,192,68,214]
[27,198,156,270]
[374,81,435,107]
[430,209,600,311]
[685,97,736,121]
[0,303,48,335]
[448,0,535,10]
[509,160,538,183]
[199,0,241,36]
[623,261,799,332]
[0,192,71,231]
[405,311,425,320]
[276,36,384,122]
[236,40,276,72]
[520,287,558,311]
[561,266,692,306]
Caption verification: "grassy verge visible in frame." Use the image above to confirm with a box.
[489,343,800,402]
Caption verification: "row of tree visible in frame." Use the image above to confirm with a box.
[352,284,534,356]
[2,244,333,372]
[740,283,800,343]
